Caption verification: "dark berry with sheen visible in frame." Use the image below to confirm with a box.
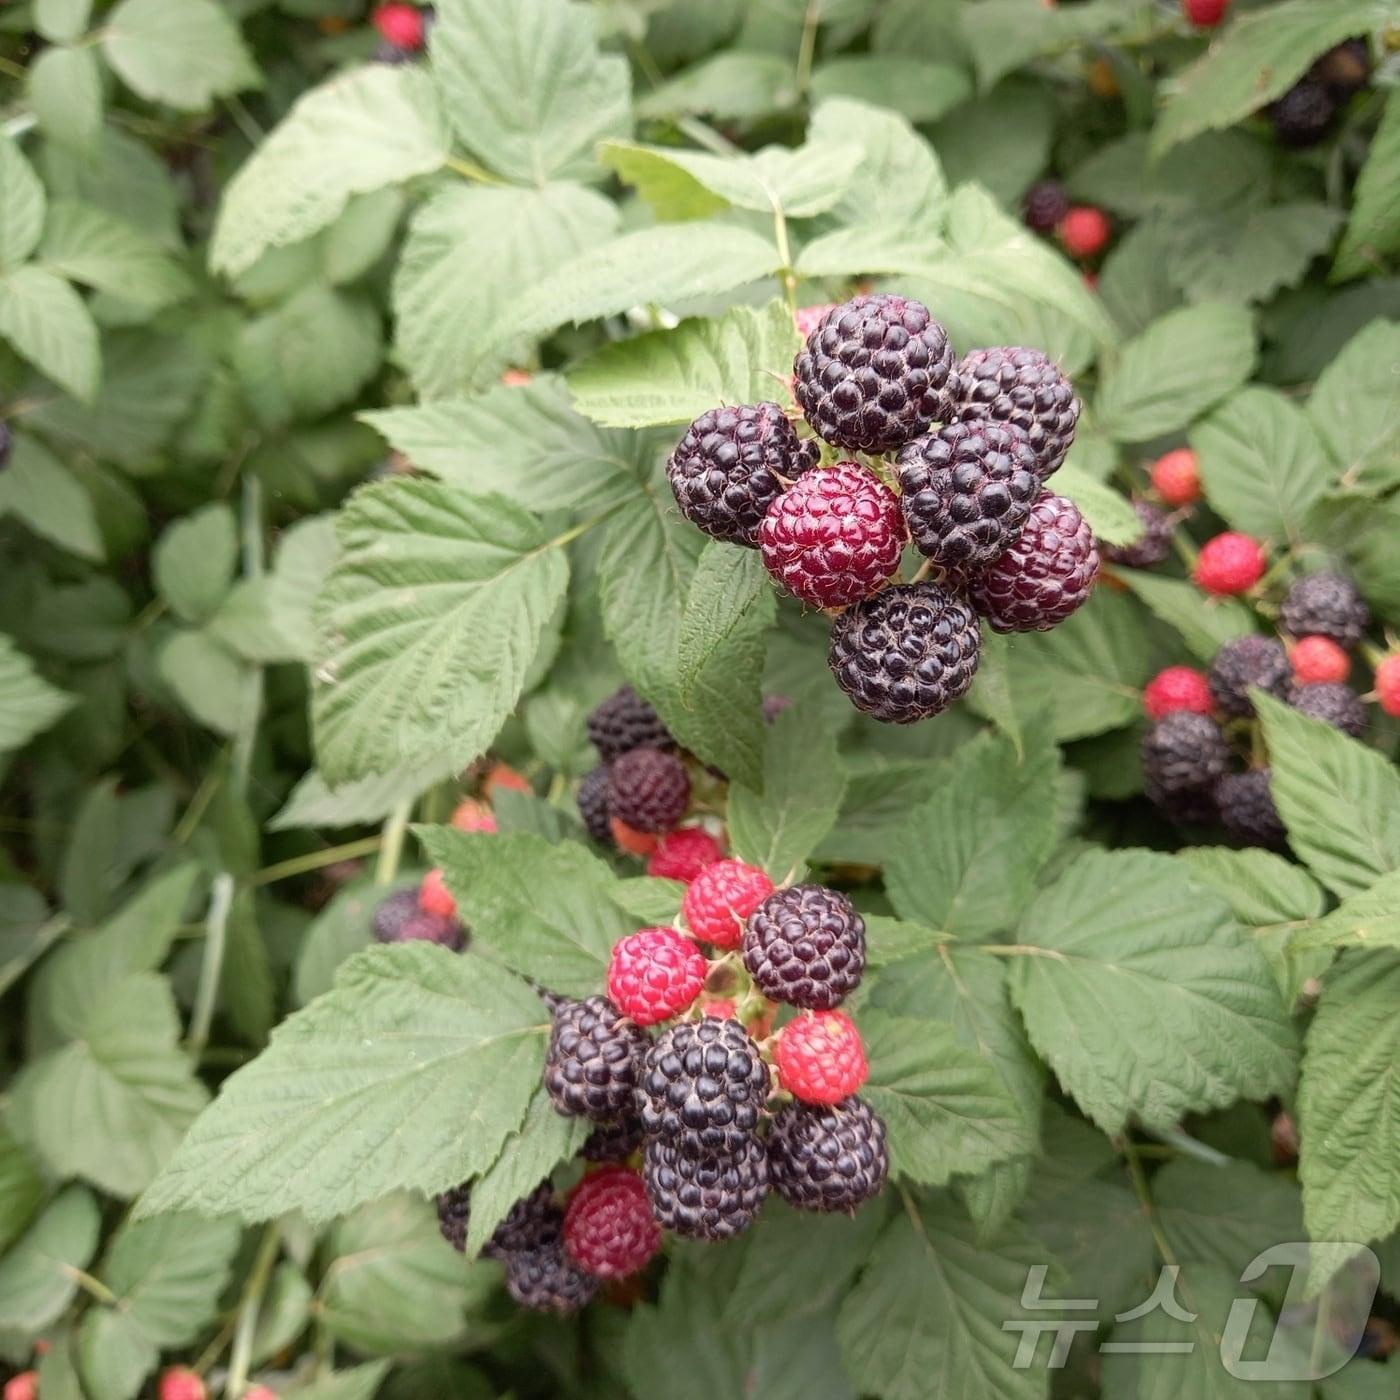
[1270,78,1336,147]
[1102,500,1171,569]
[759,464,905,608]
[1022,180,1069,233]
[1208,635,1290,718]
[1142,712,1230,823]
[436,1183,472,1252]
[503,1245,598,1313]
[1279,572,1370,649]
[587,685,674,761]
[767,1097,888,1213]
[742,883,866,1010]
[828,581,980,724]
[581,1114,645,1163]
[577,766,613,845]
[643,1135,769,1241]
[607,747,690,833]
[969,492,1097,633]
[1216,770,1287,849]
[952,346,1080,478]
[667,403,820,547]
[488,1180,560,1255]
[895,421,1040,573]
[793,295,956,453]
[544,995,649,1123]
[1288,682,1367,737]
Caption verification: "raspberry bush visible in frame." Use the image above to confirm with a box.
[1,1,1399,1397]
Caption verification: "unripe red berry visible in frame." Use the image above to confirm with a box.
[159,1369,206,1400]
[610,818,659,856]
[1143,666,1213,721]
[1290,636,1350,685]
[1150,448,1200,506]
[1057,206,1111,259]
[702,997,738,1019]
[563,1165,660,1278]
[418,868,456,919]
[1182,0,1229,27]
[484,762,531,797]
[450,798,497,833]
[607,927,707,1025]
[1375,654,1400,717]
[4,1374,37,1400]
[647,826,724,883]
[1194,532,1265,596]
[372,2,425,48]
[775,1011,868,1104]
[681,859,774,949]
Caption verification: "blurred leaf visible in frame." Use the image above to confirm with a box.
[638,51,796,121]
[39,202,191,308]
[0,265,100,401]
[158,630,248,737]
[1117,571,1256,663]
[811,57,970,124]
[1334,90,1400,282]
[0,1187,100,1334]
[102,0,256,109]
[0,635,73,754]
[35,0,93,42]
[0,133,45,269]
[154,503,238,624]
[0,433,103,560]
[0,1119,46,1256]
[1308,319,1400,493]
[28,48,103,155]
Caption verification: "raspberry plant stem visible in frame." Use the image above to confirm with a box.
[1119,1134,1179,1271]
[250,835,385,886]
[187,872,235,1056]
[224,1222,281,1397]
[376,799,413,886]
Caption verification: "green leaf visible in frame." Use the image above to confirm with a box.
[1334,91,1400,282]
[28,47,103,155]
[1053,464,1141,547]
[393,183,617,398]
[1256,692,1400,897]
[810,57,970,124]
[293,874,412,1006]
[430,0,629,184]
[153,503,237,624]
[273,757,456,833]
[1308,320,1400,493]
[0,265,100,401]
[1151,0,1381,155]
[637,51,795,122]
[0,1187,100,1334]
[78,1213,240,1400]
[862,1012,1035,1187]
[158,630,248,737]
[311,479,570,784]
[960,0,1123,91]
[1298,951,1400,1245]
[1096,302,1256,443]
[0,634,73,754]
[1008,849,1297,1133]
[137,945,547,1224]
[0,432,103,561]
[0,1119,46,1257]
[1292,869,1400,953]
[211,66,449,278]
[884,731,1058,941]
[1117,570,1257,663]
[250,1263,312,1368]
[101,0,256,109]
[285,1363,390,1400]
[417,829,629,996]
[1154,1159,1303,1279]
[39,201,191,308]
[35,0,93,42]
[836,1192,1046,1400]
[0,133,45,269]
[566,300,799,429]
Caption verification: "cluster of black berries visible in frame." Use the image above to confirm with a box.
[666,296,1098,726]
[1269,39,1372,148]
[1142,571,1374,845]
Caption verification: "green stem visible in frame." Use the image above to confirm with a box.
[772,204,799,319]
[64,1266,119,1307]
[1121,1135,1179,1269]
[444,153,506,185]
[1142,1124,1232,1168]
[232,475,265,795]
[224,1223,281,1397]
[251,835,384,887]
[376,800,413,886]
[0,916,69,999]
[1360,641,1390,671]
[187,872,235,1056]
[676,116,740,156]
[794,0,820,97]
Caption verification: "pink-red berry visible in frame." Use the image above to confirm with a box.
[158,1369,206,1400]
[610,818,659,856]
[372,2,425,48]
[4,1374,37,1400]
[484,763,531,796]
[1182,0,1228,26]
[647,826,724,883]
[1150,448,1200,506]
[563,1166,661,1279]
[759,464,905,609]
[1291,635,1350,685]
[607,927,707,1025]
[702,997,738,1019]
[418,868,456,919]
[1194,532,1265,596]
[1143,666,1213,721]
[1057,206,1111,259]
[1374,654,1400,717]
[451,798,497,833]
[795,303,837,339]
[775,1011,868,1105]
[243,1391,279,1400]
[682,859,774,949]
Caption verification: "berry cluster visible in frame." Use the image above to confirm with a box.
[667,296,1098,726]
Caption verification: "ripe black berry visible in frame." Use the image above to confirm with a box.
[951,346,1079,479]
[1102,500,1171,569]
[1270,77,1336,147]
[1208,635,1290,718]
[643,1134,769,1240]
[1142,711,1230,822]
[1022,180,1069,234]
[581,1115,645,1163]
[1311,38,1371,99]
[1216,770,1287,849]
[436,1182,472,1252]
[587,685,673,761]
[667,403,820,546]
[607,747,689,833]
[1279,572,1370,649]
[1288,681,1367,738]
[766,1097,888,1213]
[544,995,649,1123]
[895,421,1040,574]
[827,581,980,725]
[969,492,1097,633]
[576,766,613,845]
[793,295,956,453]
[639,1017,770,1157]
[502,1244,599,1313]
[742,884,866,1010]
[488,1180,561,1255]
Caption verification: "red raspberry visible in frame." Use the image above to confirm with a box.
[1290,636,1350,685]
[1375,654,1400,717]
[1182,0,1228,26]
[607,927,707,1025]
[159,1369,207,1400]
[1057,206,1111,259]
[484,762,531,796]
[4,1374,37,1400]
[244,1392,279,1400]
[1194,532,1265,596]
[795,303,837,339]
[703,997,738,1019]
[682,859,774,949]
[1150,447,1200,506]
[646,826,725,883]
[501,369,533,387]
[563,1165,661,1279]
[759,465,905,609]
[775,1011,868,1105]
[610,818,659,856]
[372,2,425,48]
[418,868,456,919]
[451,798,497,833]
[1143,666,1213,721]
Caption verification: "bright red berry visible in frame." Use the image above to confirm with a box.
[484,762,531,797]
[450,798,497,833]
[418,868,456,919]
[682,859,775,950]
[1150,448,1200,506]
[243,1391,279,1400]
[607,927,706,1025]
[759,464,905,609]
[159,1369,206,1400]
[646,826,725,883]
[775,1011,868,1105]
[1290,635,1351,685]
[1143,666,1213,721]
[702,997,738,1019]
[1057,206,1111,259]
[563,1166,661,1278]
[1182,0,1229,27]
[1375,654,1400,717]
[4,1374,37,1400]
[371,2,425,48]
[1194,532,1265,596]
[501,368,533,387]
[610,817,659,856]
